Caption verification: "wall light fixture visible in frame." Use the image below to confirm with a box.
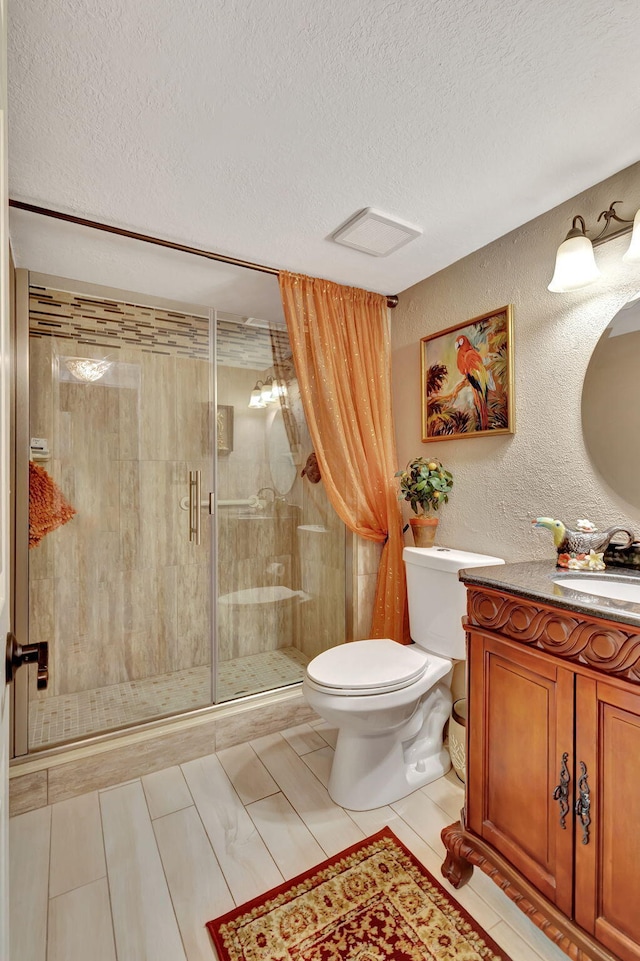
[260,377,275,405]
[548,201,640,293]
[248,374,286,408]
[248,381,267,408]
[64,357,113,383]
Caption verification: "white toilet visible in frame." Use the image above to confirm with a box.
[303,546,504,810]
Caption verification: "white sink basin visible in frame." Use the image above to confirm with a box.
[554,576,640,604]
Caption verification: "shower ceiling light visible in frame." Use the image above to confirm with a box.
[65,357,113,383]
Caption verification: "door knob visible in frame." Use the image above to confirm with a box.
[5,632,49,689]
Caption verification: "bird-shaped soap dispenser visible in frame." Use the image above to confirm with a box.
[532,517,634,569]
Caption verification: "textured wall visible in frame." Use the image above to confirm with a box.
[392,161,640,563]
[29,289,213,699]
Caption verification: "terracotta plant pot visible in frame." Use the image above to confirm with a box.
[409,515,438,548]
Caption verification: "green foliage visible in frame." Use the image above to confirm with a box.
[488,396,508,429]
[429,409,471,436]
[395,457,453,515]
[426,363,447,397]
[490,353,507,385]
[490,330,508,353]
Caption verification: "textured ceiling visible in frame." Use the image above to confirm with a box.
[8,0,640,298]
[10,207,285,323]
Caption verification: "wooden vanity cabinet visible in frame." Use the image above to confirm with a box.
[442,586,640,961]
[574,676,640,961]
[465,632,576,917]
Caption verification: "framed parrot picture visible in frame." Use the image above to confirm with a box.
[420,305,514,442]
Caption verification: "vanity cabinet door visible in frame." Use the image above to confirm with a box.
[467,631,575,915]
[574,676,640,961]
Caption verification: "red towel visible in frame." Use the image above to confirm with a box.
[29,461,77,549]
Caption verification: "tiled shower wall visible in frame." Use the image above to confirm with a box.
[216,363,297,661]
[29,288,213,699]
[216,364,347,662]
[29,286,357,708]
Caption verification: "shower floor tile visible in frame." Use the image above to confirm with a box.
[217,646,310,701]
[29,647,309,749]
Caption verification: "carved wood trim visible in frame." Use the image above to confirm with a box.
[467,589,640,682]
[441,821,621,961]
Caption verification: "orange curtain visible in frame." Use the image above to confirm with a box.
[278,271,408,643]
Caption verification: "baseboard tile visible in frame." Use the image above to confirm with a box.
[10,691,318,812]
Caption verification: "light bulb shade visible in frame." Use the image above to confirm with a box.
[623,209,640,264]
[548,233,600,292]
[260,378,274,403]
[248,386,266,408]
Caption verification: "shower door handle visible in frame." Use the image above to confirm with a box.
[188,470,202,545]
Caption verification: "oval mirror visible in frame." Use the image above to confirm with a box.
[268,408,297,494]
[582,294,640,512]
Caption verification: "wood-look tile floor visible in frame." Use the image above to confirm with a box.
[10,720,569,961]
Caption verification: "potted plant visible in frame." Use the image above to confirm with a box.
[395,457,453,547]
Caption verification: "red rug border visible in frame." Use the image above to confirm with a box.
[206,824,513,961]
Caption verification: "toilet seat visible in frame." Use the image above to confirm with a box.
[305,639,430,696]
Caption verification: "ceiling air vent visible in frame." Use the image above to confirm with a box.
[330,207,422,257]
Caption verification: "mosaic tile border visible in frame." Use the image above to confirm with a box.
[29,286,292,368]
[29,286,210,359]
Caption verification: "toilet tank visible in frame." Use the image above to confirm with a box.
[403,547,504,659]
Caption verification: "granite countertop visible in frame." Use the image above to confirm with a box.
[458,559,640,629]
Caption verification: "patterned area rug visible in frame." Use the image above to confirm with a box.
[207,827,512,960]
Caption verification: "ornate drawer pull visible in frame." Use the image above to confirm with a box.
[552,752,570,829]
[574,761,591,845]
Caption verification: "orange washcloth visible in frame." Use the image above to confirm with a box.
[29,461,77,549]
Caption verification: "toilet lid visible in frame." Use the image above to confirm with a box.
[306,639,428,695]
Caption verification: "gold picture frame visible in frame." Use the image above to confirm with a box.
[217,405,234,455]
[420,305,514,442]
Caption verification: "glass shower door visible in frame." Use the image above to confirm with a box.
[214,314,346,701]
[17,273,347,751]
[24,281,215,749]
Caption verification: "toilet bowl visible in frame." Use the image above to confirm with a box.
[303,546,504,810]
[303,639,453,809]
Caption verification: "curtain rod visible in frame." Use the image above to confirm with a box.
[9,200,399,309]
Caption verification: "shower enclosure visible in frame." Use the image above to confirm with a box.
[15,265,347,753]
